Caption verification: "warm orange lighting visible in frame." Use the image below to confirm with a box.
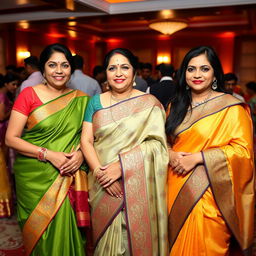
[160,10,174,19]
[66,0,74,10]
[46,33,65,38]
[17,51,31,58]
[149,19,188,35]
[106,38,122,43]
[157,54,171,64]
[68,30,77,38]
[18,20,29,29]
[68,21,77,26]
[218,32,235,38]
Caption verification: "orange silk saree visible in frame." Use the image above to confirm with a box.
[168,94,255,256]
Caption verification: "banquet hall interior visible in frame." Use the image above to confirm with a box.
[0,0,256,86]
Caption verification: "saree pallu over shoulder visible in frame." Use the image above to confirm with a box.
[27,90,86,130]
[168,93,255,255]
[90,94,169,256]
[14,90,90,256]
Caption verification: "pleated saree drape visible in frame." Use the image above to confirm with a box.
[168,94,255,256]
[89,94,169,256]
[14,90,90,256]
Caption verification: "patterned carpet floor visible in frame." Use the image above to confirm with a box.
[0,216,24,256]
[0,214,256,256]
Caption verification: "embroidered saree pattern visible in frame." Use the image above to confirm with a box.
[89,94,169,256]
[168,94,255,256]
[14,90,89,256]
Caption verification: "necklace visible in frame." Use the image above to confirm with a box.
[184,90,213,124]
[109,90,134,126]
[110,91,133,102]
[191,90,213,108]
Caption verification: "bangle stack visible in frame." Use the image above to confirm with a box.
[93,166,101,177]
[38,147,48,162]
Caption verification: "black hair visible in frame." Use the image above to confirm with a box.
[166,46,226,143]
[93,65,105,77]
[72,54,84,70]
[5,65,16,71]
[3,73,19,85]
[103,48,138,73]
[142,63,152,71]
[39,43,74,74]
[0,74,4,88]
[224,73,238,82]
[24,56,40,69]
[246,81,256,93]
[159,64,175,77]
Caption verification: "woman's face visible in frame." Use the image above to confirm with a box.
[44,51,71,89]
[186,53,215,93]
[5,80,18,94]
[106,53,134,93]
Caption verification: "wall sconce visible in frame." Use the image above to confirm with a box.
[157,55,171,64]
[17,51,31,58]
[149,19,188,35]
[68,30,77,38]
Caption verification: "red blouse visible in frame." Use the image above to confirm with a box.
[13,87,43,116]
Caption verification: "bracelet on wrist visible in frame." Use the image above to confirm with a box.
[37,147,48,162]
[93,166,101,177]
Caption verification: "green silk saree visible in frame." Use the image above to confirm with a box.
[14,90,90,256]
[89,94,169,256]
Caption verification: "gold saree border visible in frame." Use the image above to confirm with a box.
[120,145,153,256]
[27,90,85,130]
[202,149,243,249]
[176,93,242,136]
[168,165,209,251]
[22,174,72,256]
[91,186,124,247]
[92,94,162,132]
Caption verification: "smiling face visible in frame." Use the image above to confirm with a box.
[44,51,71,89]
[106,53,134,93]
[186,53,215,94]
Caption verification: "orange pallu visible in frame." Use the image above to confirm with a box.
[167,94,255,256]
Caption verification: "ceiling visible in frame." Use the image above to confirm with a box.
[1,0,256,37]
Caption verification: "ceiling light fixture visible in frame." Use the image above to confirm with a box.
[149,19,188,35]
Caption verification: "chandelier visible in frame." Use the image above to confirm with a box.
[149,19,188,35]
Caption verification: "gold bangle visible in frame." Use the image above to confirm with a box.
[93,166,101,177]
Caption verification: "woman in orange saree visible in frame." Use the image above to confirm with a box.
[166,46,255,256]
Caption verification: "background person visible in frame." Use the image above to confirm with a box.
[0,73,18,218]
[6,43,90,256]
[20,56,44,92]
[166,46,254,255]
[68,54,101,96]
[150,63,176,109]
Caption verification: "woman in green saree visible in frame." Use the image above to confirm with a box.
[5,43,90,256]
[81,48,169,255]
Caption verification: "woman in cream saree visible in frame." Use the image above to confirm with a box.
[166,46,255,256]
[81,48,169,256]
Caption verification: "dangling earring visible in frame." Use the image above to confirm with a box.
[212,79,218,90]
[105,81,110,90]
[133,73,137,87]
[42,73,47,85]
[186,85,190,90]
